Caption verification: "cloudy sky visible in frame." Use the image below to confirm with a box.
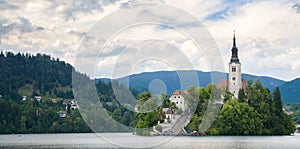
[0,0,299,81]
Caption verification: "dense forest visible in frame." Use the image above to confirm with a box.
[0,51,72,100]
[0,52,136,134]
[210,83,295,135]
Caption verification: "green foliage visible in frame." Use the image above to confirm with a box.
[161,93,171,108]
[209,80,295,135]
[224,91,233,102]
[0,52,137,134]
[0,52,73,100]
[213,99,263,135]
[209,128,219,135]
[135,92,164,134]
[238,89,246,102]
[135,128,150,136]
[186,115,202,131]
[273,87,283,115]
[285,104,300,124]
[155,125,163,132]
[0,99,92,134]
[185,85,211,132]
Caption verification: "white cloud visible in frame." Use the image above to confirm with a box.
[203,0,300,81]
[0,0,299,81]
[164,0,225,21]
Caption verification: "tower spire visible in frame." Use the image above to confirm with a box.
[233,30,236,47]
[230,30,240,64]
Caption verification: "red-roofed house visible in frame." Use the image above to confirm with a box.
[165,108,175,119]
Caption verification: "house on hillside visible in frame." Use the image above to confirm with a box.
[36,109,40,116]
[296,124,300,133]
[105,102,112,106]
[162,108,169,113]
[50,98,57,103]
[71,104,78,110]
[169,90,187,111]
[165,108,175,120]
[65,99,79,111]
[34,96,42,102]
[22,96,27,101]
[71,99,78,110]
[0,94,2,100]
[283,108,294,115]
[57,111,66,118]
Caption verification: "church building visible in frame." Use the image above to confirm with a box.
[219,33,246,98]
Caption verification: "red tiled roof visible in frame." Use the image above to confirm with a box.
[218,79,248,91]
[242,79,247,91]
[172,90,183,95]
[218,79,229,88]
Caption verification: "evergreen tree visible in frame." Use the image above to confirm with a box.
[273,87,283,115]
[238,89,246,102]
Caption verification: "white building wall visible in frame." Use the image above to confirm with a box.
[169,95,185,111]
[228,63,242,98]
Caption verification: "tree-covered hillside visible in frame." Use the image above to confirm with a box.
[209,84,295,135]
[0,51,73,100]
[280,78,300,104]
[0,52,136,134]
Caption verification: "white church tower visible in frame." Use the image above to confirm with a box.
[228,32,242,98]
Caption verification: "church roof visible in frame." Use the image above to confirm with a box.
[217,79,247,91]
[166,108,174,114]
[218,79,229,88]
[242,79,247,91]
[230,32,240,64]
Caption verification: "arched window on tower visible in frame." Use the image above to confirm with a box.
[232,67,236,72]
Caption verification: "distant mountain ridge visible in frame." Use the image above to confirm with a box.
[97,70,298,102]
[100,70,286,94]
[279,78,300,104]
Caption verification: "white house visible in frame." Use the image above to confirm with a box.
[34,96,42,102]
[71,104,78,110]
[57,111,66,118]
[169,90,186,111]
[22,96,27,101]
[65,99,79,111]
[165,108,175,119]
[71,99,77,104]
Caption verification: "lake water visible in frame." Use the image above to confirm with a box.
[0,133,299,148]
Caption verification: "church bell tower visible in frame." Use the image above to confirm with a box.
[228,32,242,98]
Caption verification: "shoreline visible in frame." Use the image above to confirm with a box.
[0,133,299,149]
